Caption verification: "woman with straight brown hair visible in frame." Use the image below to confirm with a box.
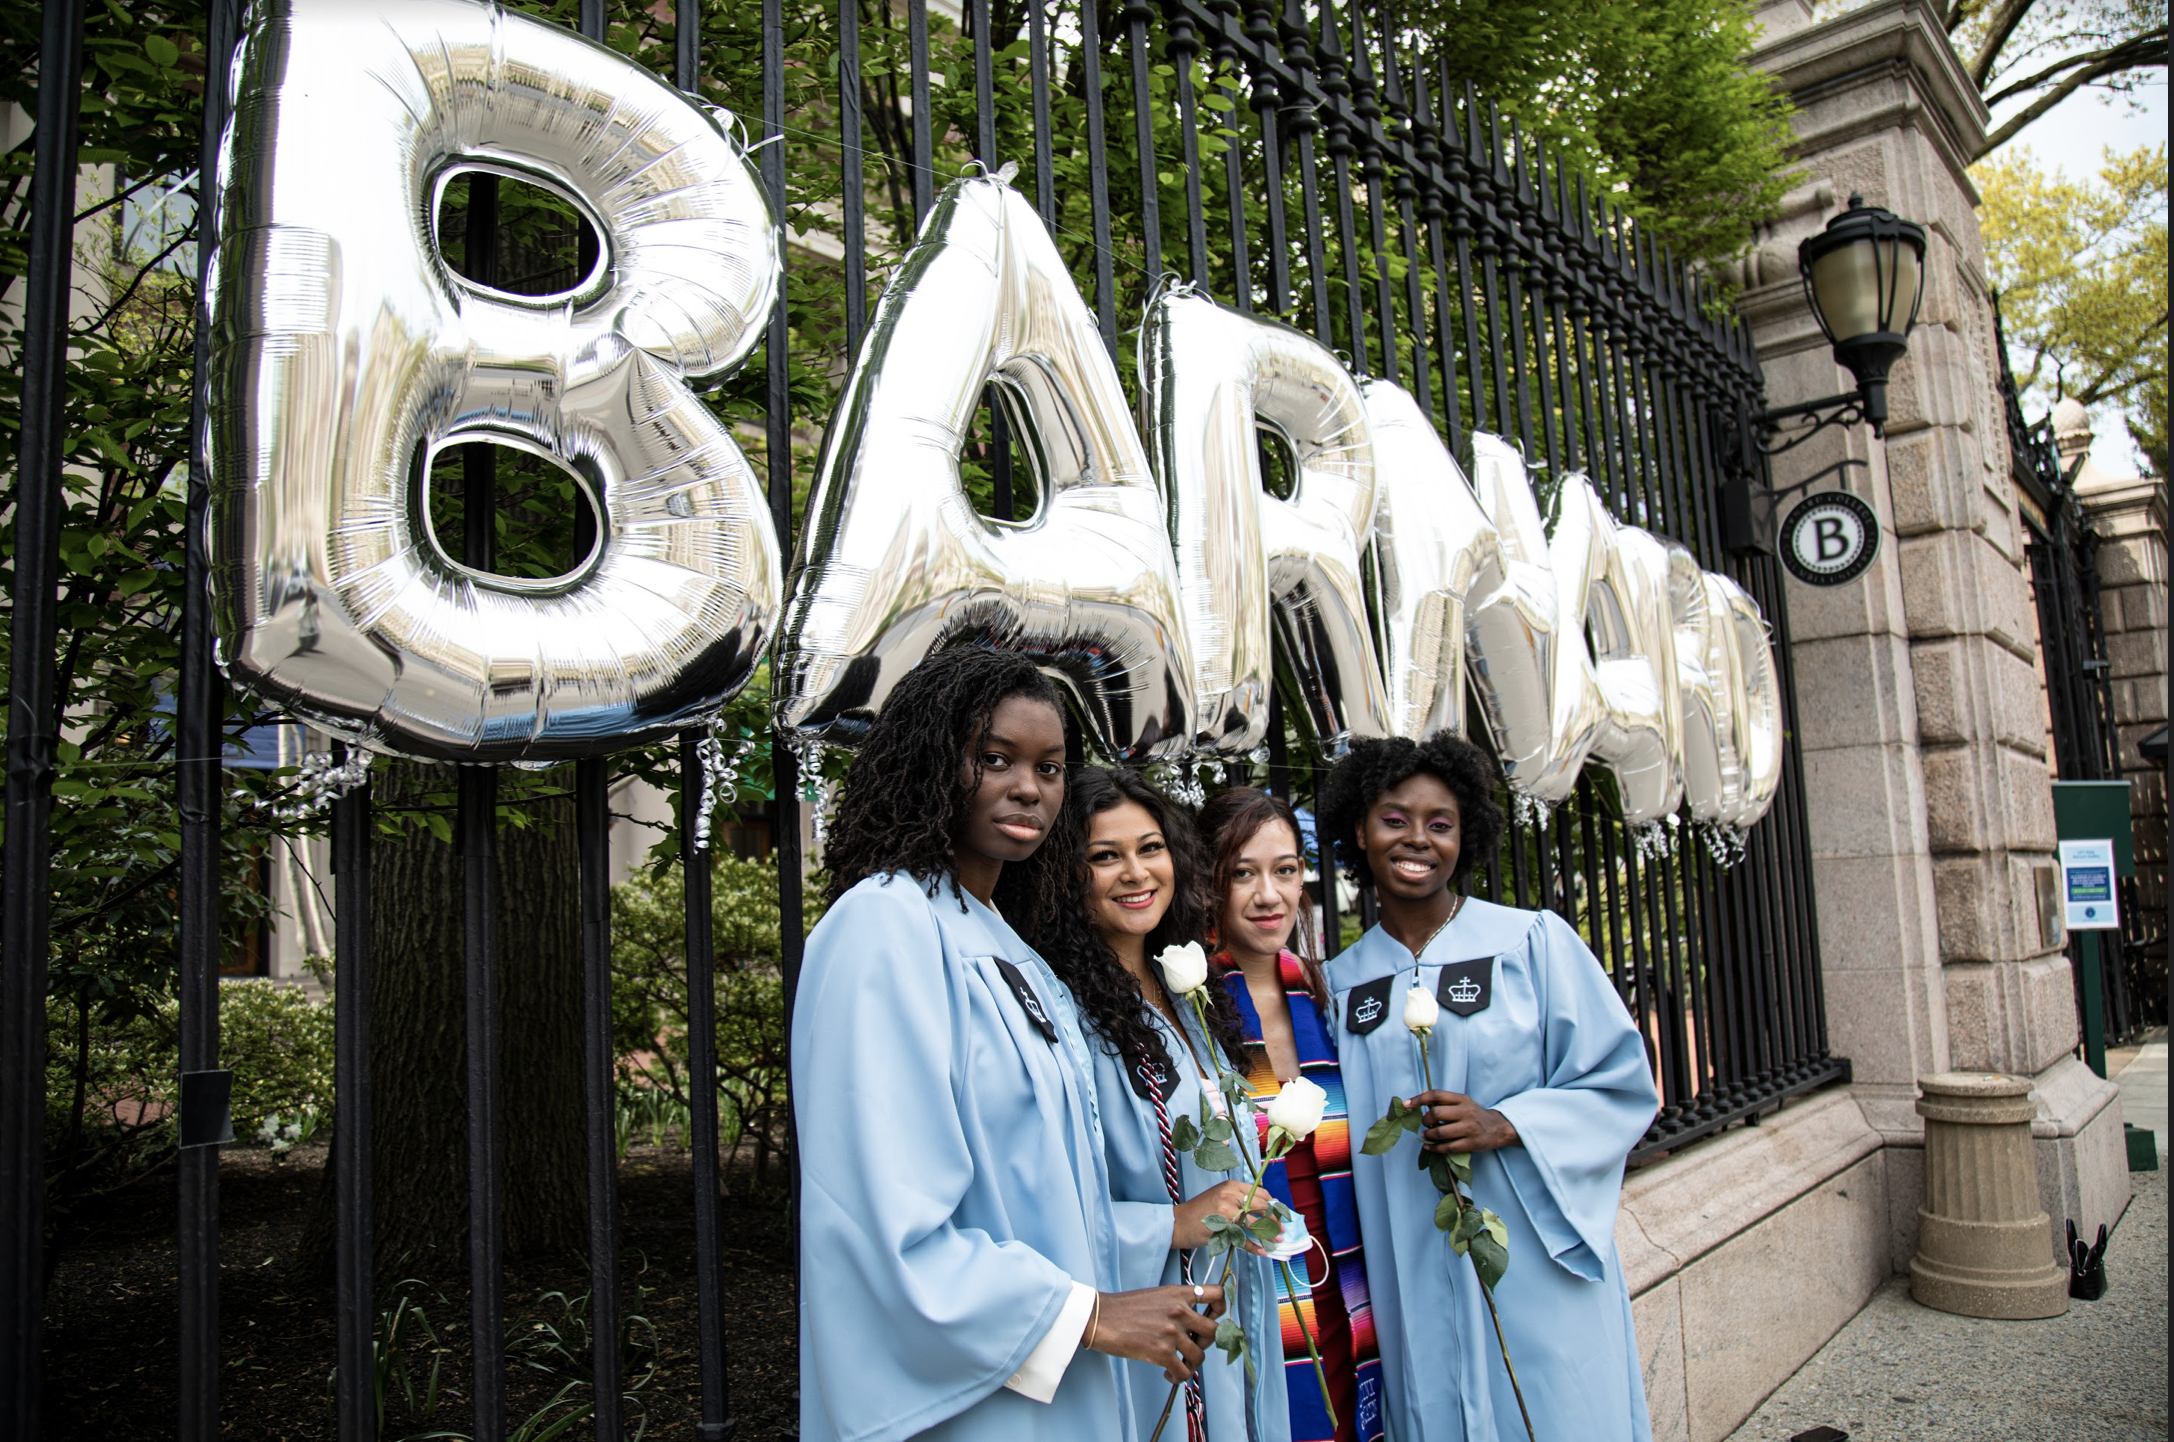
[1197,787,1383,1442]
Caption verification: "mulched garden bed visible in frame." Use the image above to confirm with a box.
[43,1144,799,1440]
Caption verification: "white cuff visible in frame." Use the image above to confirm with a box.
[1002,1281,1098,1403]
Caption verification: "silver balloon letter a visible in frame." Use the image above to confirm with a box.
[209,0,782,761]
[1142,289,1385,757]
[774,176,1192,760]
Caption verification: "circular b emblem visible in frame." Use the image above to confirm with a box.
[1780,491,1880,587]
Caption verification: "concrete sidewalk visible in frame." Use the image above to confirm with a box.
[2111,1040,2166,1155]
[1724,1162,2165,1441]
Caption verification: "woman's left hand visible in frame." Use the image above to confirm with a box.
[1410,1089,1519,1153]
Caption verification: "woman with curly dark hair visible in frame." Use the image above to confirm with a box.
[1197,785,1381,1442]
[793,645,1225,1442]
[1317,732,1660,1442]
[1014,767,1287,1442]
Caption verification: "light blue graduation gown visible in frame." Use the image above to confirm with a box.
[1325,899,1660,1442]
[1092,1004,1291,1442]
[794,873,1133,1442]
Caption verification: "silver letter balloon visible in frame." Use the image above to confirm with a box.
[773,175,1193,760]
[208,0,782,762]
[1142,288,1388,758]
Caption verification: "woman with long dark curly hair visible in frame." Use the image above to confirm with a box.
[793,645,1225,1442]
[1013,767,1288,1441]
[1198,785,1381,1442]
[1317,732,1659,1442]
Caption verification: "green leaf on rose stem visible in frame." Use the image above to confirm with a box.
[1172,1113,1201,1153]
[1434,1191,1461,1235]
[1423,1151,1453,1195]
[1246,1213,1282,1244]
[1448,1151,1474,1186]
[1192,1137,1242,1173]
[1469,1229,1510,1290]
[1480,1208,1508,1251]
[1220,1072,1254,1117]
[1215,1314,1248,1364]
[1452,1204,1485,1247]
[1362,1112,1409,1156]
[1204,1113,1234,1143]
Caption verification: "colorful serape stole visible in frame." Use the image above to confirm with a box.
[1217,953,1383,1442]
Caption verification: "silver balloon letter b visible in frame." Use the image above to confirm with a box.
[209,0,782,761]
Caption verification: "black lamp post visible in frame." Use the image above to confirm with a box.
[1718,193,1930,553]
[1796,193,1927,437]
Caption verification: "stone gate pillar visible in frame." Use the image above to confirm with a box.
[1737,0,2129,1266]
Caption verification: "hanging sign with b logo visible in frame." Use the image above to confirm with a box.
[1779,491,1880,588]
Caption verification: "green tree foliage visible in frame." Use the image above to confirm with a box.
[1977,143,2169,475]
[1413,0,1799,269]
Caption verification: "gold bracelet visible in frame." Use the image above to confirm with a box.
[1085,1293,1103,1352]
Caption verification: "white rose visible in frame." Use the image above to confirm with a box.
[1403,982,1440,1034]
[1264,1076,1329,1140]
[1157,940,1210,996]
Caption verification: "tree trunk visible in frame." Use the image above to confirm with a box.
[300,761,586,1285]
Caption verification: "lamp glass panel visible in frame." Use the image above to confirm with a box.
[1884,238,1922,335]
[1810,240,1883,342]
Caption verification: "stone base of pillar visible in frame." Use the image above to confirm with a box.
[1909,1213,2071,1318]
[1908,1072,2070,1319]
[2030,1054,2132,1258]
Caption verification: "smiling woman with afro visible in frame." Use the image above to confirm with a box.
[1314,732,1505,891]
[1317,728,1663,1442]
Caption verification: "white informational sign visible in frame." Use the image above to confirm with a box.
[2057,839,2121,931]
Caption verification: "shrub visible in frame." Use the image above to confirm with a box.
[611,854,817,1193]
[45,979,334,1198]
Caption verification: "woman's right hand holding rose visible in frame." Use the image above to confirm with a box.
[1085,1284,1226,1383]
[1170,1178,1269,1248]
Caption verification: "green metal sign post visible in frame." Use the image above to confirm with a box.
[2051,782,2135,1080]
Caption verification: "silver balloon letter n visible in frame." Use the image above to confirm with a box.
[208,0,782,762]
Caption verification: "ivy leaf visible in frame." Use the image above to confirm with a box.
[1469,1229,1510,1291]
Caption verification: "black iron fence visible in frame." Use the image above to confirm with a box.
[0,0,1841,1436]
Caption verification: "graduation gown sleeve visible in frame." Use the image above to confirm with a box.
[794,874,1130,1442]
